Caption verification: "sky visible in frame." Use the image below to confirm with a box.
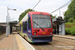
[0,0,71,22]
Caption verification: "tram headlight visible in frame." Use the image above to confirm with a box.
[50,32,52,34]
[34,33,36,35]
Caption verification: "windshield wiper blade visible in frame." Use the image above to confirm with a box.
[33,21,44,31]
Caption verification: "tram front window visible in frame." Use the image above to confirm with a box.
[32,15,52,28]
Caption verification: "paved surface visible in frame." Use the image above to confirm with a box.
[16,33,35,50]
[0,33,5,40]
[31,36,75,50]
[54,35,75,40]
[0,32,75,50]
[0,33,19,50]
[0,32,35,50]
[15,33,26,50]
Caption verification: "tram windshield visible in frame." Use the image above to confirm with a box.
[32,15,52,28]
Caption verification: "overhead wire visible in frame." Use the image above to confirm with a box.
[50,0,72,13]
[32,0,41,9]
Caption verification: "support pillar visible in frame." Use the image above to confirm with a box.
[59,23,65,35]
[62,23,65,35]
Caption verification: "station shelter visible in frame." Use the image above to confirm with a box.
[52,17,65,35]
[9,21,18,33]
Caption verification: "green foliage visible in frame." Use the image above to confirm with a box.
[65,28,70,34]
[65,22,71,25]
[65,22,75,35]
[68,18,74,22]
[64,0,75,22]
[19,9,34,22]
[65,0,75,35]
[65,22,75,26]
[70,26,75,35]
[73,20,75,23]
[50,14,56,19]
[19,9,55,22]
[65,27,75,35]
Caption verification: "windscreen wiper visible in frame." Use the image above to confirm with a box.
[33,21,44,31]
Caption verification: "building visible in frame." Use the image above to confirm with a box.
[0,23,6,33]
[0,21,18,34]
[52,17,65,35]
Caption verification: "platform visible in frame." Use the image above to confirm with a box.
[0,32,35,50]
[54,34,75,40]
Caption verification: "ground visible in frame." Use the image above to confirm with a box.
[0,33,5,40]
[31,36,75,50]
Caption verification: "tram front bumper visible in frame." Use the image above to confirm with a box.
[31,35,53,38]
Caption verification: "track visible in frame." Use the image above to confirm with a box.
[18,33,75,50]
[31,36,75,50]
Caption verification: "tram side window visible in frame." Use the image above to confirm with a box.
[23,21,27,31]
[28,17,31,28]
[20,24,21,31]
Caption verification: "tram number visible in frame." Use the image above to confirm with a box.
[42,32,46,34]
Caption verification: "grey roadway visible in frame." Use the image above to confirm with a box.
[30,36,75,50]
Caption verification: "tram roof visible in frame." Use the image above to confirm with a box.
[17,11,51,26]
[28,11,50,15]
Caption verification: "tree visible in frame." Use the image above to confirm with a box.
[18,9,55,22]
[50,14,56,19]
[68,18,74,22]
[19,9,34,22]
[64,0,75,22]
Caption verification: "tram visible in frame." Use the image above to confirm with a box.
[17,11,53,43]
